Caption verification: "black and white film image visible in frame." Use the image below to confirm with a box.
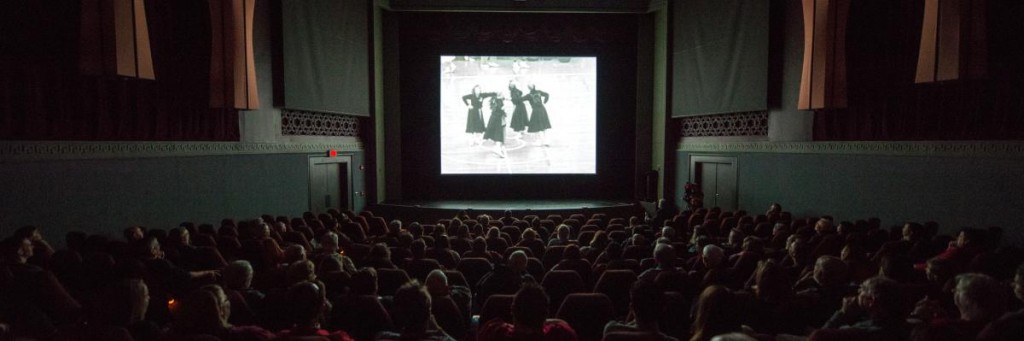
[440,56,597,174]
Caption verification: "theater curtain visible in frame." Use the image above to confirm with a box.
[209,0,259,109]
[0,1,238,141]
[798,0,849,110]
[672,0,770,117]
[813,0,1024,141]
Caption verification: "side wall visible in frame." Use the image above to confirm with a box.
[676,146,1024,245]
[0,0,367,240]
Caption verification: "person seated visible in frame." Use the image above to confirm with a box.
[915,228,988,272]
[477,283,579,341]
[374,280,456,341]
[689,285,743,341]
[222,260,264,326]
[639,243,682,283]
[810,276,910,340]
[912,273,1008,340]
[551,245,593,286]
[792,256,854,330]
[363,243,398,270]
[312,232,357,274]
[516,229,546,261]
[977,262,1024,340]
[427,236,461,270]
[547,225,572,247]
[276,281,353,341]
[424,270,470,339]
[603,280,679,340]
[165,284,275,340]
[476,250,534,309]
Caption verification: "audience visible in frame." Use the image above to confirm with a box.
[2,205,1023,341]
[478,283,579,341]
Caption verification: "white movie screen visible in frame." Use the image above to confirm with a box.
[440,56,597,174]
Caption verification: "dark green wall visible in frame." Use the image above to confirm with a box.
[677,150,1024,246]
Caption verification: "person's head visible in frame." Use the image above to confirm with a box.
[410,239,426,259]
[563,244,582,260]
[556,224,570,240]
[1,237,33,263]
[692,285,739,340]
[1013,262,1024,303]
[140,236,161,259]
[630,280,665,324]
[388,219,402,235]
[283,244,307,264]
[604,242,623,260]
[508,80,518,90]
[727,229,745,246]
[814,218,834,235]
[319,232,340,253]
[392,280,433,331]
[508,250,529,273]
[702,244,725,268]
[512,283,549,328]
[653,243,676,267]
[287,281,328,326]
[528,83,536,91]
[767,203,782,215]
[14,225,42,242]
[472,237,487,253]
[486,227,501,239]
[855,276,902,321]
[175,285,230,335]
[424,269,449,297]
[953,273,1006,321]
[123,226,145,243]
[472,84,481,95]
[741,236,764,254]
[522,228,538,241]
[351,267,378,295]
[168,228,190,246]
[812,255,849,288]
[95,278,150,327]
[223,260,254,290]
[902,222,924,242]
[369,243,390,259]
[956,228,987,249]
[925,257,955,284]
[878,255,913,282]
[287,260,316,284]
[661,226,676,240]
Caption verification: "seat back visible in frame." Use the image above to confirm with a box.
[376,268,411,296]
[541,270,586,315]
[479,294,515,325]
[403,258,442,282]
[555,293,615,341]
[592,270,637,318]
[457,258,493,289]
[541,245,567,270]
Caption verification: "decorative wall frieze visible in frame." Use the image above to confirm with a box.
[679,111,769,137]
[282,110,361,137]
[678,140,1024,158]
[0,140,363,162]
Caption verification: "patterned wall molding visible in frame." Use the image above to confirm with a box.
[0,140,363,162]
[678,140,1024,158]
[679,111,769,137]
[282,110,361,137]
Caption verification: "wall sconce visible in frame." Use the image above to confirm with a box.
[79,0,155,79]
[798,0,849,110]
[914,0,987,83]
[209,0,259,109]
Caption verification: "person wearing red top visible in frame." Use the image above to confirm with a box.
[477,283,579,341]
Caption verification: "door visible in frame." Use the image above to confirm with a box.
[309,156,352,213]
[691,156,737,211]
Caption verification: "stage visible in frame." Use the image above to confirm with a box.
[366,199,643,225]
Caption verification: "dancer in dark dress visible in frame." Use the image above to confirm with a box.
[508,81,529,133]
[463,85,496,146]
[525,84,551,146]
[483,95,508,158]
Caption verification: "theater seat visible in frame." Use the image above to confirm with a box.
[479,294,515,325]
[456,258,493,290]
[542,245,567,270]
[541,270,586,315]
[603,331,669,341]
[555,293,615,341]
[376,268,411,296]
[593,270,637,318]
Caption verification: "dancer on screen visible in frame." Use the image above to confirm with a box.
[525,83,551,146]
[463,85,496,146]
[508,80,529,134]
[483,94,509,158]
